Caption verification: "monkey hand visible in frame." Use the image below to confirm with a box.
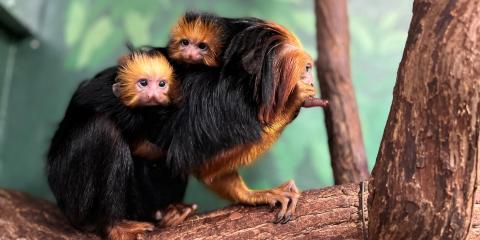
[291,81,328,109]
[154,203,197,228]
[288,81,316,111]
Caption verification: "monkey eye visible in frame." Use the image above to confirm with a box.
[159,80,167,88]
[198,42,208,50]
[180,39,189,46]
[305,64,312,73]
[137,79,148,87]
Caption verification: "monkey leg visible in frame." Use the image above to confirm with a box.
[107,220,154,240]
[201,171,300,224]
[154,203,197,227]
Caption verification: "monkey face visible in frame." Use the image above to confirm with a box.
[177,38,209,64]
[134,77,171,107]
[115,52,176,108]
[169,15,223,67]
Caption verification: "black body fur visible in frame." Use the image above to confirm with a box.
[47,59,186,233]
[159,63,262,173]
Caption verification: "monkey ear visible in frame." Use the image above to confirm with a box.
[112,83,121,97]
[118,54,130,65]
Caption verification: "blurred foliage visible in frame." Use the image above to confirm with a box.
[0,0,412,212]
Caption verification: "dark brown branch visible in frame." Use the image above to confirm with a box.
[314,0,369,184]
[368,0,480,239]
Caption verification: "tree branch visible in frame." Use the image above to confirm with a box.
[1,185,479,239]
[314,0,369,184]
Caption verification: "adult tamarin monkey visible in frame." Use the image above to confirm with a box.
[164,21,328,224]
[47,49,195,240]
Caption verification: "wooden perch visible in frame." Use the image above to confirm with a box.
[1,185,480,239]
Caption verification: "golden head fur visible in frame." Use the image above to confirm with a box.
[116,52,175,107]
[168,14,224,67]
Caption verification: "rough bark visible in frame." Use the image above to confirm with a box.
[3,186,480,239]
[0,189,99,240]
[148,183,367,240]
[0,185,367,240]
[368,0,480,239]
[314,0,369,184]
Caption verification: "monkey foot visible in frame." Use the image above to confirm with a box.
[154,203,197,227]
[107,220,154,240]
[254,180,300,224]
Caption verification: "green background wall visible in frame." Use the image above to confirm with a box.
[0,0,412,212]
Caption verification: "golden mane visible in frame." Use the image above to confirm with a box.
[116,52,174,107]
[258,22,312,123]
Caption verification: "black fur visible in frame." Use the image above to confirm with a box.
[47,52,186,234]
[158,63,262,174]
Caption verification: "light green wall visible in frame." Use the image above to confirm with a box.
[0,0,412,212]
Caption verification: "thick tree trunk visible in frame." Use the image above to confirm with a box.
[368,1,480,239]
[3,186,480,239]
[314,0,369,184]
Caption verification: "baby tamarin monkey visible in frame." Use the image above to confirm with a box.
[114,51,177,107]
[114,50,178,160]
[47,49,195,240]
[112,50,196,237]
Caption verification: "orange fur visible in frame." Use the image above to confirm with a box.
[169,15,223,67]
[116,52,175,107]
[258,22,313,123]
[263,21,303,48]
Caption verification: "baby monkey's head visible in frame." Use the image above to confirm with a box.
[114,51,177,108]
[168,12,224,67]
